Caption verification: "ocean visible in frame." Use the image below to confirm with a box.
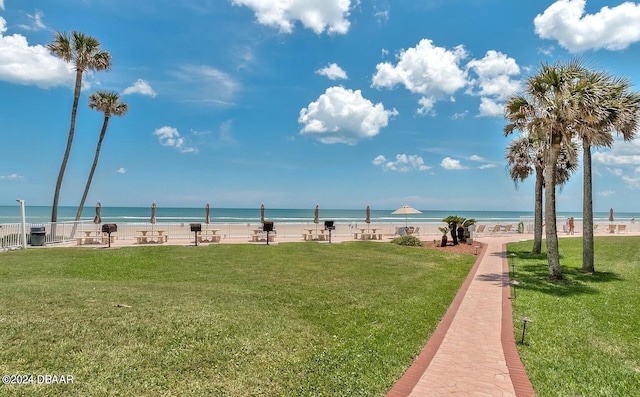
[1,205,636,225]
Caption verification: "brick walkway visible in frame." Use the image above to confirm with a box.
[387,236,536,396]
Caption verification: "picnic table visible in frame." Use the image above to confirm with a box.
[136,230,167,244]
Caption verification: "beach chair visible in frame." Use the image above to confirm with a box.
[490,225,502,233]
[413,226,420,236]
[617,224,627,234]
[593,224,599,233]
[503,224,513,233]
[474,225,486,236]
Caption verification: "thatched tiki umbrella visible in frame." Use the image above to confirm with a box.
[205,202,210,225]
[260,204,265,224]
[314,205,319,234]
[93,201,102,225]
[365,205,371,232]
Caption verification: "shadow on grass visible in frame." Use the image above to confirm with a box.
[508,250,623,297]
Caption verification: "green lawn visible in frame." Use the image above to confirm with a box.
[0,242,475,396]
[507,236,640,397]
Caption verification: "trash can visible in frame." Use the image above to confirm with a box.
[30,226,46,246]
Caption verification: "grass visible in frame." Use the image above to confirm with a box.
[507,236,640,397]
[0,242,475,396]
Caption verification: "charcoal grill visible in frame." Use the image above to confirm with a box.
[190,223,202,246]
[101,224,117,248]
[324,220,335,243]
[262,222,274,245]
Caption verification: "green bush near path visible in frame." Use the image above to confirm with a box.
[0,242,475,396]
[507,236,640,397]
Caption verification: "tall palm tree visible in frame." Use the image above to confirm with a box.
[48,31,112,223]
[504,60,584,279]
[505,135,578,255]
[574,71,640,272]
[71,92,128,233]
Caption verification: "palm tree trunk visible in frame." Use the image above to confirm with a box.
[545,134,563,280]
[582,140,595,272]
[533,168,544,254]
[70,116,109,238]
[51,69,84,224]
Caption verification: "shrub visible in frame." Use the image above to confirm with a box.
[391,235,423,246]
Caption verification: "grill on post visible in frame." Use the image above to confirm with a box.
[262,221,274,245]
[101,224,117,248]
[190,223,202,246]
[324,221,335,243]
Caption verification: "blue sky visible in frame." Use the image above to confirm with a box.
[1,0,640,211]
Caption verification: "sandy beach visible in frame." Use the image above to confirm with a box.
[35,218,638,249]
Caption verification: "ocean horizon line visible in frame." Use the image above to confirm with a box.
[1,205,637,225]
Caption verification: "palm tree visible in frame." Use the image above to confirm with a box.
[574,71,640,273]
[71,92,128,233]
[504,60,584,279]
[505,136,544,254]
[505,136,578,254]
[48,31,112,223]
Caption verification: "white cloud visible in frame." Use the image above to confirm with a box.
[598,190,615,197]
[593,140,640,166]
[479,163,497,169]
[534,0,640,52]
[466,50,521,100]
[440,157,466,170]
[451,110,468,120]
[0,16,75,89]
[477,97,504,117]
[298,86,398,144]
[0,1,4,10]
[372,39,468,98]
[153,126,197,153]
[0,173,22,180]
[171,65,239,105]
[316,63,348,80]
[231,0,353,34]
[116,168,126,174]
[608,168,624,177]
[373,154,430,172]
[417,96,436,116]
[18,10,47,31]
[123,79,157,97]
[593,139,640,189]
[469,155,485,162]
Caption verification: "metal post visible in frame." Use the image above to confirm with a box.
[509,253,516,277]
[511,280,519,300]
[16,199,27,249]
[521,317,532,344]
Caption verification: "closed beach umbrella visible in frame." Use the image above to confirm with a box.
[314,205,319,224]
[93,201,102,224]
[205,202,210,224]
[150,202,157,224]
[365,205,371,230]
[260,203,265,224]
[392,205,422,227]
[609,208,614,223]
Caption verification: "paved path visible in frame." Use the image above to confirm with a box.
[387,236,536,396]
